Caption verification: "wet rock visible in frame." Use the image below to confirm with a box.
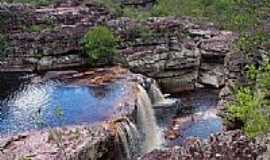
[140,130,266,160]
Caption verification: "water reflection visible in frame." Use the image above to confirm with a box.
[0,80,127,135]
[167,89,223,146]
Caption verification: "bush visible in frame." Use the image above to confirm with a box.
[227,59,270,138]
[83,26,118,65]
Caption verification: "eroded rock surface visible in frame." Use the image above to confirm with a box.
[0,2,112,72]
[140,130,266,160]
[0,125,115,160]
[0,68,138,160]
[109,17,237,92]
[0,3,238,93]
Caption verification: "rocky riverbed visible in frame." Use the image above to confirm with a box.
[140,130,267,160]
[0,0,269,160]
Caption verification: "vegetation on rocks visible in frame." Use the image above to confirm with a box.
[227,61,270,137]
[82,26,118,66]
[151,0,260,31]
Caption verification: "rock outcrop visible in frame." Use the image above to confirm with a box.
[0,2,112,72]
[140,130,266,160]
[108,17,237,92]
[0,2,238,93]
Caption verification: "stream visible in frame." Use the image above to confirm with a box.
[163,88,224,147]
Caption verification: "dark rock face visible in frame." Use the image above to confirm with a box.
[140,130,266,160]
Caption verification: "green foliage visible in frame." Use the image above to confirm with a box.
[96,0,123,17]
[151,0,204,17]
[256,61,270,90]
[121,7,151,21]
[127,26,154,41]
[24,25,50,33]
[151,0,260,31]
[227,59,270,138]
[97,0,150,20]
[19,157,32,160]
[1,0,55,6]
[237,33,269,54]
[97,0,268,32]
[83,26,118,65]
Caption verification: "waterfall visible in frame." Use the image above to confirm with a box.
[148,81,165,104]
[115,119,140,160]
[136,84,164,153]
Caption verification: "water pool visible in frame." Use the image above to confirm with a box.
[0,81,128,135]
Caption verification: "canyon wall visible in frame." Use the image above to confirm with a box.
[0,2,239,94]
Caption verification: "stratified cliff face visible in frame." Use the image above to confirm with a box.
[109,17,237,93]
[0,2,239,94]
[0,2,113,71]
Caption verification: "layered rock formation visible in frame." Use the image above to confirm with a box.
[0,2,238,94]
[0,2,112,72]
[109,17,238,92]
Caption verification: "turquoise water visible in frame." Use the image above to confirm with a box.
[0,81,127,135]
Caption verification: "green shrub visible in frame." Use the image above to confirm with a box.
[236,33,269,54]
[227,59,270,138]
[227,87,270,138]
[83,26,118,65]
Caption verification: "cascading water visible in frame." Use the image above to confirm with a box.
[115,119,140,160]
[136,84,164,153]
[148,81,165,104]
